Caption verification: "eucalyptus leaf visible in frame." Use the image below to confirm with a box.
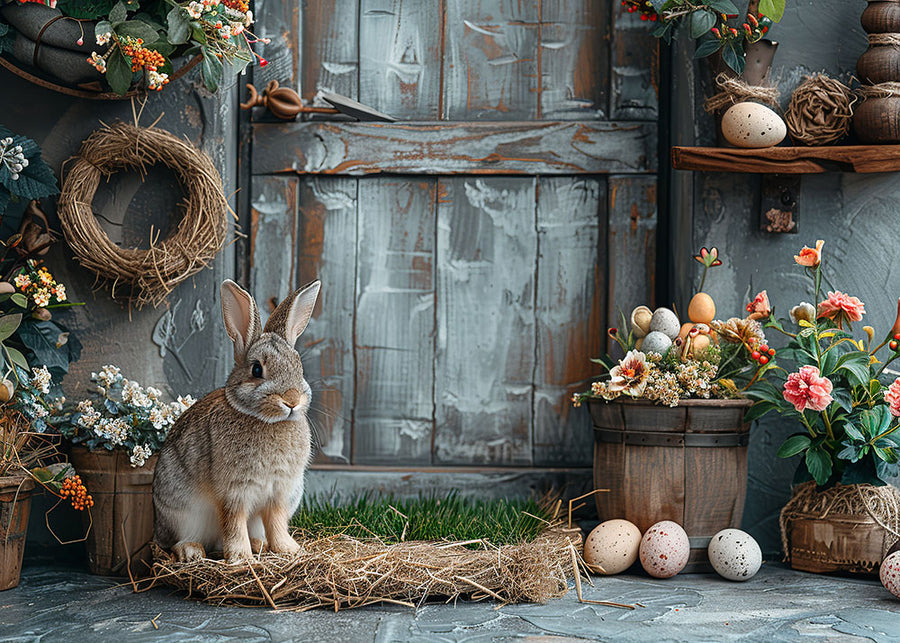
[115,20,160,44]
[167,6,191,45]
[5,346,28,371]
[0,313,21,342]
[200,46,223,92]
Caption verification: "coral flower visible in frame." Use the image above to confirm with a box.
[886,378,900,417]
[746,290,771,321]
[817,291,866,329]
[794,239,824,267]
[783,366,834,413]
[607,350,650,397]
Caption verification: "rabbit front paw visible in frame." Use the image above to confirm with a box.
[268,535,301,555]
[224,544,254,564]
[172,541,206,562]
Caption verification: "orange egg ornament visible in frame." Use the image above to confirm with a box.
[688,293,716,324]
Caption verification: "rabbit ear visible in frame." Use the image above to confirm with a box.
[221,280,261,361]
[264,280,320,347]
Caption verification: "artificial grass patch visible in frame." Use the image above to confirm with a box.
[290,492,553,546]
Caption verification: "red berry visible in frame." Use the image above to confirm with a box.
[640,13,648,20]
[894,333,900,340]
[751,350,761,360]
[260,58,268,67]
[891,340,899,351]
[768,348,776,356]
[759,345,769,353]
[759,355,769,365]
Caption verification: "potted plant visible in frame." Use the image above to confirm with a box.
[54,365,194,577]
[573,247,771,571]
[744,240,900,575]
[0,0,265,96]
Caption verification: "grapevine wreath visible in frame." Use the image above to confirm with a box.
[57,121,227,308]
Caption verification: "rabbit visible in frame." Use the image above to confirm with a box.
[152,278,321,563]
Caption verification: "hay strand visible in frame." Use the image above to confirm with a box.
[57,122,228,309]
[785,74,856,146]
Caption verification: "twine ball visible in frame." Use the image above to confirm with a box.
[57,122,228,308]
[785,74,856,146]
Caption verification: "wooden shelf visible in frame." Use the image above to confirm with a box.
[671,144,900,174]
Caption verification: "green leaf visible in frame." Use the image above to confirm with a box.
[167,6,192,45]
[708,0,739,13]
[835,351,871,388]
[694,38,723,59]
[10,293,27,308]
[16,320,72,375]
[5,346,28,371]
[106,48,133,96]
[690,10,716,38]
[109,1,128,24]
[200,46,223,92]
[843,423,864,441]
[744,400,776,423]
[777,434,811,458]
[831,388,853,413]
[758,0,786,22]
[114,20,159,44]
[0,313,21,342]
[874,445,898,464]
[805,446,833,486]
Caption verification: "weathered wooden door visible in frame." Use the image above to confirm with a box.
[242,0,659,495]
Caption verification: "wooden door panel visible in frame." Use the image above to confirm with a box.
[300,0,360,102]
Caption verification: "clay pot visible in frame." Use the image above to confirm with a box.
[862,0,900,34]
[858,44,900,85]
[0,476,35,591]
[854,95,900,142]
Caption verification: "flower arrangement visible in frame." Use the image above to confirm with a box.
[622,0,786,73]
[573,247,771,407]
[0,0,267,94]
[743,240,900,487]
[55,364,195,467]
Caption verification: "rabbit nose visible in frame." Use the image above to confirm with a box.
[282,388,303,408]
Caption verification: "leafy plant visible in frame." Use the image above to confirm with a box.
[745,240,900,487]
[0,126,58,220]
[623,0,787,74]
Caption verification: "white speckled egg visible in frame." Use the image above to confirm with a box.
[640,331,672,356]
[721,102,787,149]
[708,529,762,581]
[881,551,900,598]
[639,520,690,579]
[649,307,681,340]
[583,519,642,575]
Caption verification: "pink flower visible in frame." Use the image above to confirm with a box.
[783,366,834,413]
[746,290,771,321]
[794,239,824,267]
[817,291,865,329]
[886,378,900,417]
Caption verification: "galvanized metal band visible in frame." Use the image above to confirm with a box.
[593,429,749,448]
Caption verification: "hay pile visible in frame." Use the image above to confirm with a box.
[149,527,581,611]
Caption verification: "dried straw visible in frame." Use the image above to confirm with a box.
[858,82,900,99]
[703,73,780,114]
[868,33,900,47]
[57,122,228,309]
[784,74,856,146]
[148,527,582,611]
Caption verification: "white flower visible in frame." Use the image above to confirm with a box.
[129,444,152,468]
[94,365,121,388]
[790,302,817,325]
[95,417,129,446]
[0,137,28,180]
[244,9,253,26]
[96,31,111,46]
[148,70,169,90]
[148,406,169,430]
[607,350,651,397]
[170,395,196,416]
[186,2,203,18]
[146,386,162,401]
[30,366,52,395]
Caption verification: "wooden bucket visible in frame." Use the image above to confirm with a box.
[69,447,157,578]
[588,398,752,572]
[0,475,35,591]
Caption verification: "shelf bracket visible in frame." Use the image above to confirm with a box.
[760,174,799,233]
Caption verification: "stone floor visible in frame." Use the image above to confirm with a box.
[2,563,900,642]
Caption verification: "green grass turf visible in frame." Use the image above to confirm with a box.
[290,492,554,546]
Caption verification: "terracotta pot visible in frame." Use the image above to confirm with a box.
[854,95,900,142]
[588,398,752,573]
[69,447,157,578]
[862,0,900,34]
[857,45,900,85]
[0,475,35,591]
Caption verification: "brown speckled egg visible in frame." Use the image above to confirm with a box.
[639,520,690,579]
[583,519,642,575]
[881,551,900,598]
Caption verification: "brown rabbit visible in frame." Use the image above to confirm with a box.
[152,279,320,562]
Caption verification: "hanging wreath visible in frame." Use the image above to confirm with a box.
[58,122,227,308]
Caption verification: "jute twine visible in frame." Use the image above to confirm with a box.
[704,73,780,113]
[858,82,900,99]
[868,33,900,46]
[784,74,856,146]
[780,481,900,565]
[57,122,228,309]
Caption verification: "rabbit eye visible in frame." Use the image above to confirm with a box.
[251,362,263,379]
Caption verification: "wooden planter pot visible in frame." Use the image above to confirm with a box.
[69,447,157,578]
[780,481,900,576]
[588,398,752,572]
[0,476,35,591]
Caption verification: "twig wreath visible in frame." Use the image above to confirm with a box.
[57,122,227,308]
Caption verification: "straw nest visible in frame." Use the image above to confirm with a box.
[148,527,582,611]
[57,122,228,309]
[785,74,856,146]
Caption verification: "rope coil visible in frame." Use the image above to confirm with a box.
[704,73,780,113]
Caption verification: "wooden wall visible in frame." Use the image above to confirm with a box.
[244,0,660,489]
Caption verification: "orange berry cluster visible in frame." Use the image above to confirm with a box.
[224,0,249,12]
[121,37,166,73]
[750,343,776,366]
[59,475,94,511]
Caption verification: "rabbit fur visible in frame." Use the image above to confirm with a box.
[152,279,321,563]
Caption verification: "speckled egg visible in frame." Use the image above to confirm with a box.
[688,293,716,324]
[649,307,681,340]
[583,519,642,575]
[721,102,787,149]
[639,520,690,579]
[641,331,672,356]
[880,551,900,598]
[708,529,762,581]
